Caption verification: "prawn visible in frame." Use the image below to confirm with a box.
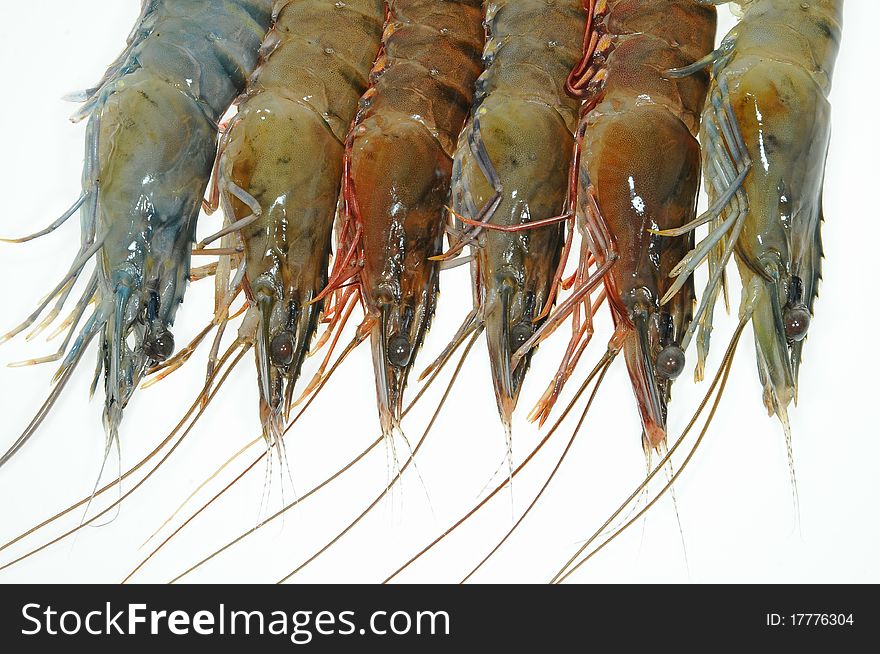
[429,0,587,439]
[211,0,385,442]
[323,0,485,439]
[662,0,841,434]
[0,0,273,463]
[527,0,717,447]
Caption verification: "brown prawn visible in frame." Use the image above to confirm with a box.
[430,0,587,436]
[323,0,485,439]
[521,0,717,448]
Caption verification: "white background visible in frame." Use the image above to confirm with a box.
[0,1,876,584]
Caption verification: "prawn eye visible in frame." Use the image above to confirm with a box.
[269,333,295,367]
[510,322,533,350]
[387,334,412,368]
[656,345,685,380]
[146,330,175,363]
[783,305,811,342]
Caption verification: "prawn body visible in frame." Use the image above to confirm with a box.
[342,0,484,437]
[540,0,843,579]
[449,0,586,430]
[1,1,273,462]
[216,0,385,438]
[573,0,716,446]
[689,0,841,422]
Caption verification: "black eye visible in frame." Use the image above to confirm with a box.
[387,334,412,368]
[269,332,295,367]
[146,330,175,363]
[656,345,685,380]
[783,305,810,342]
[510,322,533,350]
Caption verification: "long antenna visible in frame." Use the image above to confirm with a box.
[551,318,748,583]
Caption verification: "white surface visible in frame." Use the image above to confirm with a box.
[0,2,876,584]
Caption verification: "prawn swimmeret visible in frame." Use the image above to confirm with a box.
[0,0,273,464]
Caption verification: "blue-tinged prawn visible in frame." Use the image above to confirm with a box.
[661,0,842,432]
[0,0,273,465]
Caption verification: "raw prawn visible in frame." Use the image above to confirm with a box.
[431,0,587,437]
[324,0,485,438]
[528,0,717,446]
[0,0,273,463]
[212,0,385,441]
[663,0,841,431]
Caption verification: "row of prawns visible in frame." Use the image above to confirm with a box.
[387,0,843,583]
[0,0,842,582]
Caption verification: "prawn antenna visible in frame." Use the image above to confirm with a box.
[0,338,91,468]
[276,331,480,584]
[461,356,612,582]
[0,341,249,573]
[162,319,471,584]
[550,317,748,584]
[384,347,615,583]
[0,359,225,557]
[136,325,369,582]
